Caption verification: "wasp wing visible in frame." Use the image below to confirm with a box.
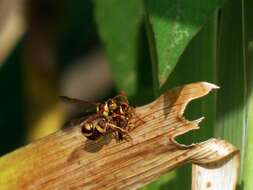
[62,116,88,128]
[60,96,98,106]
[60,96,99,119]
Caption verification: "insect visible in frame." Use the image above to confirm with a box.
[60,93,136,141]
[80,115,132,141]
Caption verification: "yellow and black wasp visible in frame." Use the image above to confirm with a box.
[60,93,137,141]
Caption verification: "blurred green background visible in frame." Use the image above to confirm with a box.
[0,0,252,189]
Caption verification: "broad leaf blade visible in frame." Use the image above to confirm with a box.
[94,0,144,96]
[145,0,222,86]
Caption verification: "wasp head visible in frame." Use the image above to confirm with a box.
[108,99,118,111]
[119,103,129,115]
[114,95,128,105]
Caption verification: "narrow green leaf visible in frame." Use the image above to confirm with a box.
[215,0,246,185]
[145,0,222,86]
[244,94,253,190]
[242,0,253,189]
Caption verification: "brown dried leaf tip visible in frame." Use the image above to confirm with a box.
[132,82,220,146]
[0,82,239,190]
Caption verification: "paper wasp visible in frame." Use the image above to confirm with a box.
[60,93,138,141]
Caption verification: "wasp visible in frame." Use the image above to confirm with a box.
[60,93,136,141]
[80,115,132,141]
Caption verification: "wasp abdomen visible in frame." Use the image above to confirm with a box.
[81,122,92,136]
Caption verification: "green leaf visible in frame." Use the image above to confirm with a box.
[215,0,246,185]
[163,13,218,140]
[145,0,222,86]
[244,93,253,190]
[242,0,253,189]
[94,0,146,98]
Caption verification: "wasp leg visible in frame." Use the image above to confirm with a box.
[107,123,127,132]
[123,133,133,142]
[125,123,134,131]
[107,123,133,142]
[113,131,131,142]
[133,110,145,124]
[127,111,145,132]
[112,131,121,142]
